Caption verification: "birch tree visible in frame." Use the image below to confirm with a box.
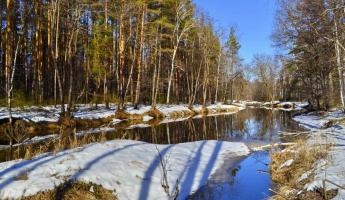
[166,0,194,104]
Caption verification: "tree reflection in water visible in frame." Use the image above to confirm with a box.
[123,108,302,144]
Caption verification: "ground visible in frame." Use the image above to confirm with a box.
[271,109,345,200]
[0,140,249,199]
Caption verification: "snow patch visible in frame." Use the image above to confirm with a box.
[278,159,294,170]
[0,140,249,200]
[293,110,345,199]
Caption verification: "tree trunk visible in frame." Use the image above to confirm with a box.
[334,13,345,108]
[104,0,109,108]
[118,0,126,110]
[167,48,177,104]
[151,29,159,108]
[154,32,162,108]
[5,0,12,95]
[215,47,222,103]
[134,8,145,109]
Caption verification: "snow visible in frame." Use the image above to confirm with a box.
[112,118,122,124]
[297,171,312,182]
[73,107,116,119]
[293,110,345,199]
[238,100,307,111]
[158,104,192,117]
[75,127,117,137]
[0,103,243,123]
[22,134,57,145]
[294,110,345,129]
[143,116,154,122]
[126,105,152,115]
[262,101,280,107]
[0,140,249,199]
[127,124,152,129]
[279,159,294,170]
[0,106,60,122]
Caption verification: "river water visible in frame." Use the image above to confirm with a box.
[0,108,303,199]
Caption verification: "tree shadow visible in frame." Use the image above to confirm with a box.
[138,144,176,200]
[0,152,69,190]
[179,141,223,199]
[69,143,143,180]
[178,141,207,199]
[0,139,227,200]
[0,154,50,177]
[56,142,144,199]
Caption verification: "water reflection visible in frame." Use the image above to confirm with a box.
[0,108,302,162]
[126,108,301,144]
[190,151,272,200]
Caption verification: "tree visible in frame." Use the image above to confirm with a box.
[166,0,194,104]
[0,0,244,117]
[224,27,241,103]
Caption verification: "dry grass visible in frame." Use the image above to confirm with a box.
[24,143,51,160]
[22,181,117,200]
[199,108,209,115]
[270,139,331,199]
[213,107,239,114]
[115,109,142,120]
[145,108,165,119]
[168,110,194,119]
[59,116,76,127]
[193,106,239,116]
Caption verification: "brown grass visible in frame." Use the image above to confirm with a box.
[145,108,165,119]
[115,110,142,120]
[199,108,209,115]
[169,109,194,119]
[270,140,332,199]
[213,107,239,114]
[24,143,51,160]
[22,181,117,200]
[194,106,239,116]
[114,119,145,129]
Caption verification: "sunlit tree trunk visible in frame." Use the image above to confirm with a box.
[134,7,145,109]
[118,0,126,110]
[5,0,12,96]
[334,10,345,108]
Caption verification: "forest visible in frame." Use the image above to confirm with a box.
[1,0,248,118]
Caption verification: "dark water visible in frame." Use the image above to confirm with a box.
[124,108,302,145]
[191,151,271,200]
[0,108,303,199]
[182,108,303,200]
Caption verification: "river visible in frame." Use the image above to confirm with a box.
[0,107,303,199]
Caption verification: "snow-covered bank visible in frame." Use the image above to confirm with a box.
[272,110,345,199]
[237,100,307,111]
[0,140,249,200]
[0,103,243,123]
[294,110,345,199]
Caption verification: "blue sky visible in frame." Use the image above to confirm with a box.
[193,0,277,63]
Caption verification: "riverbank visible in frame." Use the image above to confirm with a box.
[0,103,244,145]
[0,103,244,123]
[0,140,249,199]
[270,109,345,199]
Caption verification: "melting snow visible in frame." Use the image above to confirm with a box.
[0,140,249,200]
[293,110,345,199]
